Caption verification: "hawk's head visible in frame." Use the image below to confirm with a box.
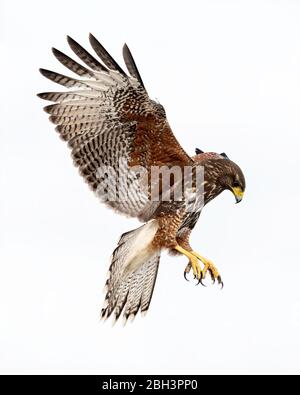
[201,154,246,204]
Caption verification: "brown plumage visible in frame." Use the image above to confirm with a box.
[38,34,246,324]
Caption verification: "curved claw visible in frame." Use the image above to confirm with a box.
[195,272,204,286]
[217,275,224,289]
[184,271,189,281]
[208,268,215,284]
[199,277,207,287]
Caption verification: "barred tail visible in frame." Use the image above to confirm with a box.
[101,220,160,324]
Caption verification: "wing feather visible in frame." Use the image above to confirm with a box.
[39,68,89,88]
[89,33,127,76]
[67,35,108,72]
[123,43,145,89]
[52,47,94,77]
[37,91,98,102]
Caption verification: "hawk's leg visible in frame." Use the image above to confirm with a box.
[174,245,203,281]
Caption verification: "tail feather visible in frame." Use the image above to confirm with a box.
[140,257,160,313]
[101,220,160,323]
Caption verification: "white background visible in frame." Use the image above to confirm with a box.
[1,0,300,374]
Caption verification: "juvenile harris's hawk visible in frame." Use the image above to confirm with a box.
[38,34,246,323]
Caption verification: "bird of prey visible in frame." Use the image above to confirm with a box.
[38,34,246,323]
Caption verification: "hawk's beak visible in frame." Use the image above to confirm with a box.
[232,186,244,204]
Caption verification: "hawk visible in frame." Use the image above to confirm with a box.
[38,34,246,323]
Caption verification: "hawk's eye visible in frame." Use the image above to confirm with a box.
[232,181,240,188]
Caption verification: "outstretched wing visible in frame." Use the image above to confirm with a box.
[38,34,193,219]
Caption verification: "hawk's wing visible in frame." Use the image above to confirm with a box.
[38,34,193,219]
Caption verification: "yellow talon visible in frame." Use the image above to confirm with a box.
[191,251,223,286]
[175,245,223,287]
[175,245,203,280]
